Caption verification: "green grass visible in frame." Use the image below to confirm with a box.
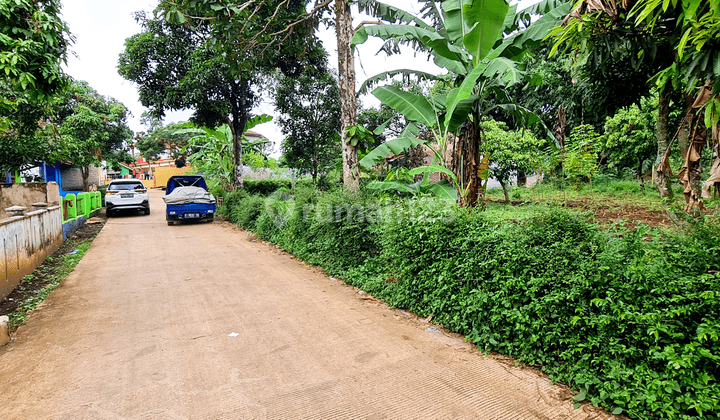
[485,175,687,212]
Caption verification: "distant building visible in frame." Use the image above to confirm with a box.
[126,156,178,181]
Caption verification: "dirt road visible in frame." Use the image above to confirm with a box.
[0,189,615,419]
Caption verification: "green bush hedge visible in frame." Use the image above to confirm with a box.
[225,187,720,419]
[241,178,316,196]
[243,178,292,195]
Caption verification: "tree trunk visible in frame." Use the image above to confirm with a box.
[449,121,480,207]
[554,105,568,177]
[678,93,695,161]
[654,87,672,198]
[499,179,509,203]
[554,105,567,150]
[336,0,359,188]
[683,109,706,202]
[81,166,89,192]
[312,140,318,183]
[638,160,645,195]
[230,79,251,189]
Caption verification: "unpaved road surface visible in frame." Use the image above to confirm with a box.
[0,190,616,419]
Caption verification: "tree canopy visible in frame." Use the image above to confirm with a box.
[0,0,71,106]
[274,63,341,182]
[124,1,323,188]
[0,0,73,174]
[56,80,133,189]
[136,117,195,167]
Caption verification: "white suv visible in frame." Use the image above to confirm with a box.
[105,179,150,216]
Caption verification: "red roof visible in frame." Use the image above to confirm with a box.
[129,156,175,168]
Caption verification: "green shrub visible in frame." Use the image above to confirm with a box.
[374,208,720,419]
[282,187,380,276]
[243,179,282,195]
[243,178,292,195]
[243,177,318,195]
[229,194,265,230]
[223,186,720,419]
[219,189,248,217]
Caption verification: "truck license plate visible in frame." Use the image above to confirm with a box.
[185,213,200,218]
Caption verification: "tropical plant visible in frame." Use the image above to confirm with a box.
[180,115,273,190]
[0,0,71,105]
[550,0,720,200]
[354,0,570,207]
[0,99,62,174]
[561,125,600,185]
[630,0,720,101]
[0,0,73,174]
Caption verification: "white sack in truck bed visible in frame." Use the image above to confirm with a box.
[162,186,216,205]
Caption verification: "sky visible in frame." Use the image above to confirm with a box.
[60,0,536,157]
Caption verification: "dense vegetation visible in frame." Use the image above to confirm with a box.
[218,183,720,419]
[4,0,720,418]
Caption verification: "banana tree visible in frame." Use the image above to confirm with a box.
[354,0,570,206]
[178,115,272,190]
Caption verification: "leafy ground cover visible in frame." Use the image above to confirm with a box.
[221,183,720,419]
[0,217,105,331]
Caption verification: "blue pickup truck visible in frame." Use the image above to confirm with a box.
[164,175,216,225]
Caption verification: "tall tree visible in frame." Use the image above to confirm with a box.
[274,64,341,182]
[154,0,375,188]
[119,12,251,188]
[629,0,720,209]
[335,0,358,188]
[144,2,323,189]
[56,80,133,190]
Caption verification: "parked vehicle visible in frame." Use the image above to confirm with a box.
[105,179,150,217]
[163,175,216,225]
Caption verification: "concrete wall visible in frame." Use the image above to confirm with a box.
[0,182,60,219]
[62,214,87,240]
[0,206,63,300]
[61,165,99,191]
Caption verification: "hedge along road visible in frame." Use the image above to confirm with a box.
[0,189,616,419]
